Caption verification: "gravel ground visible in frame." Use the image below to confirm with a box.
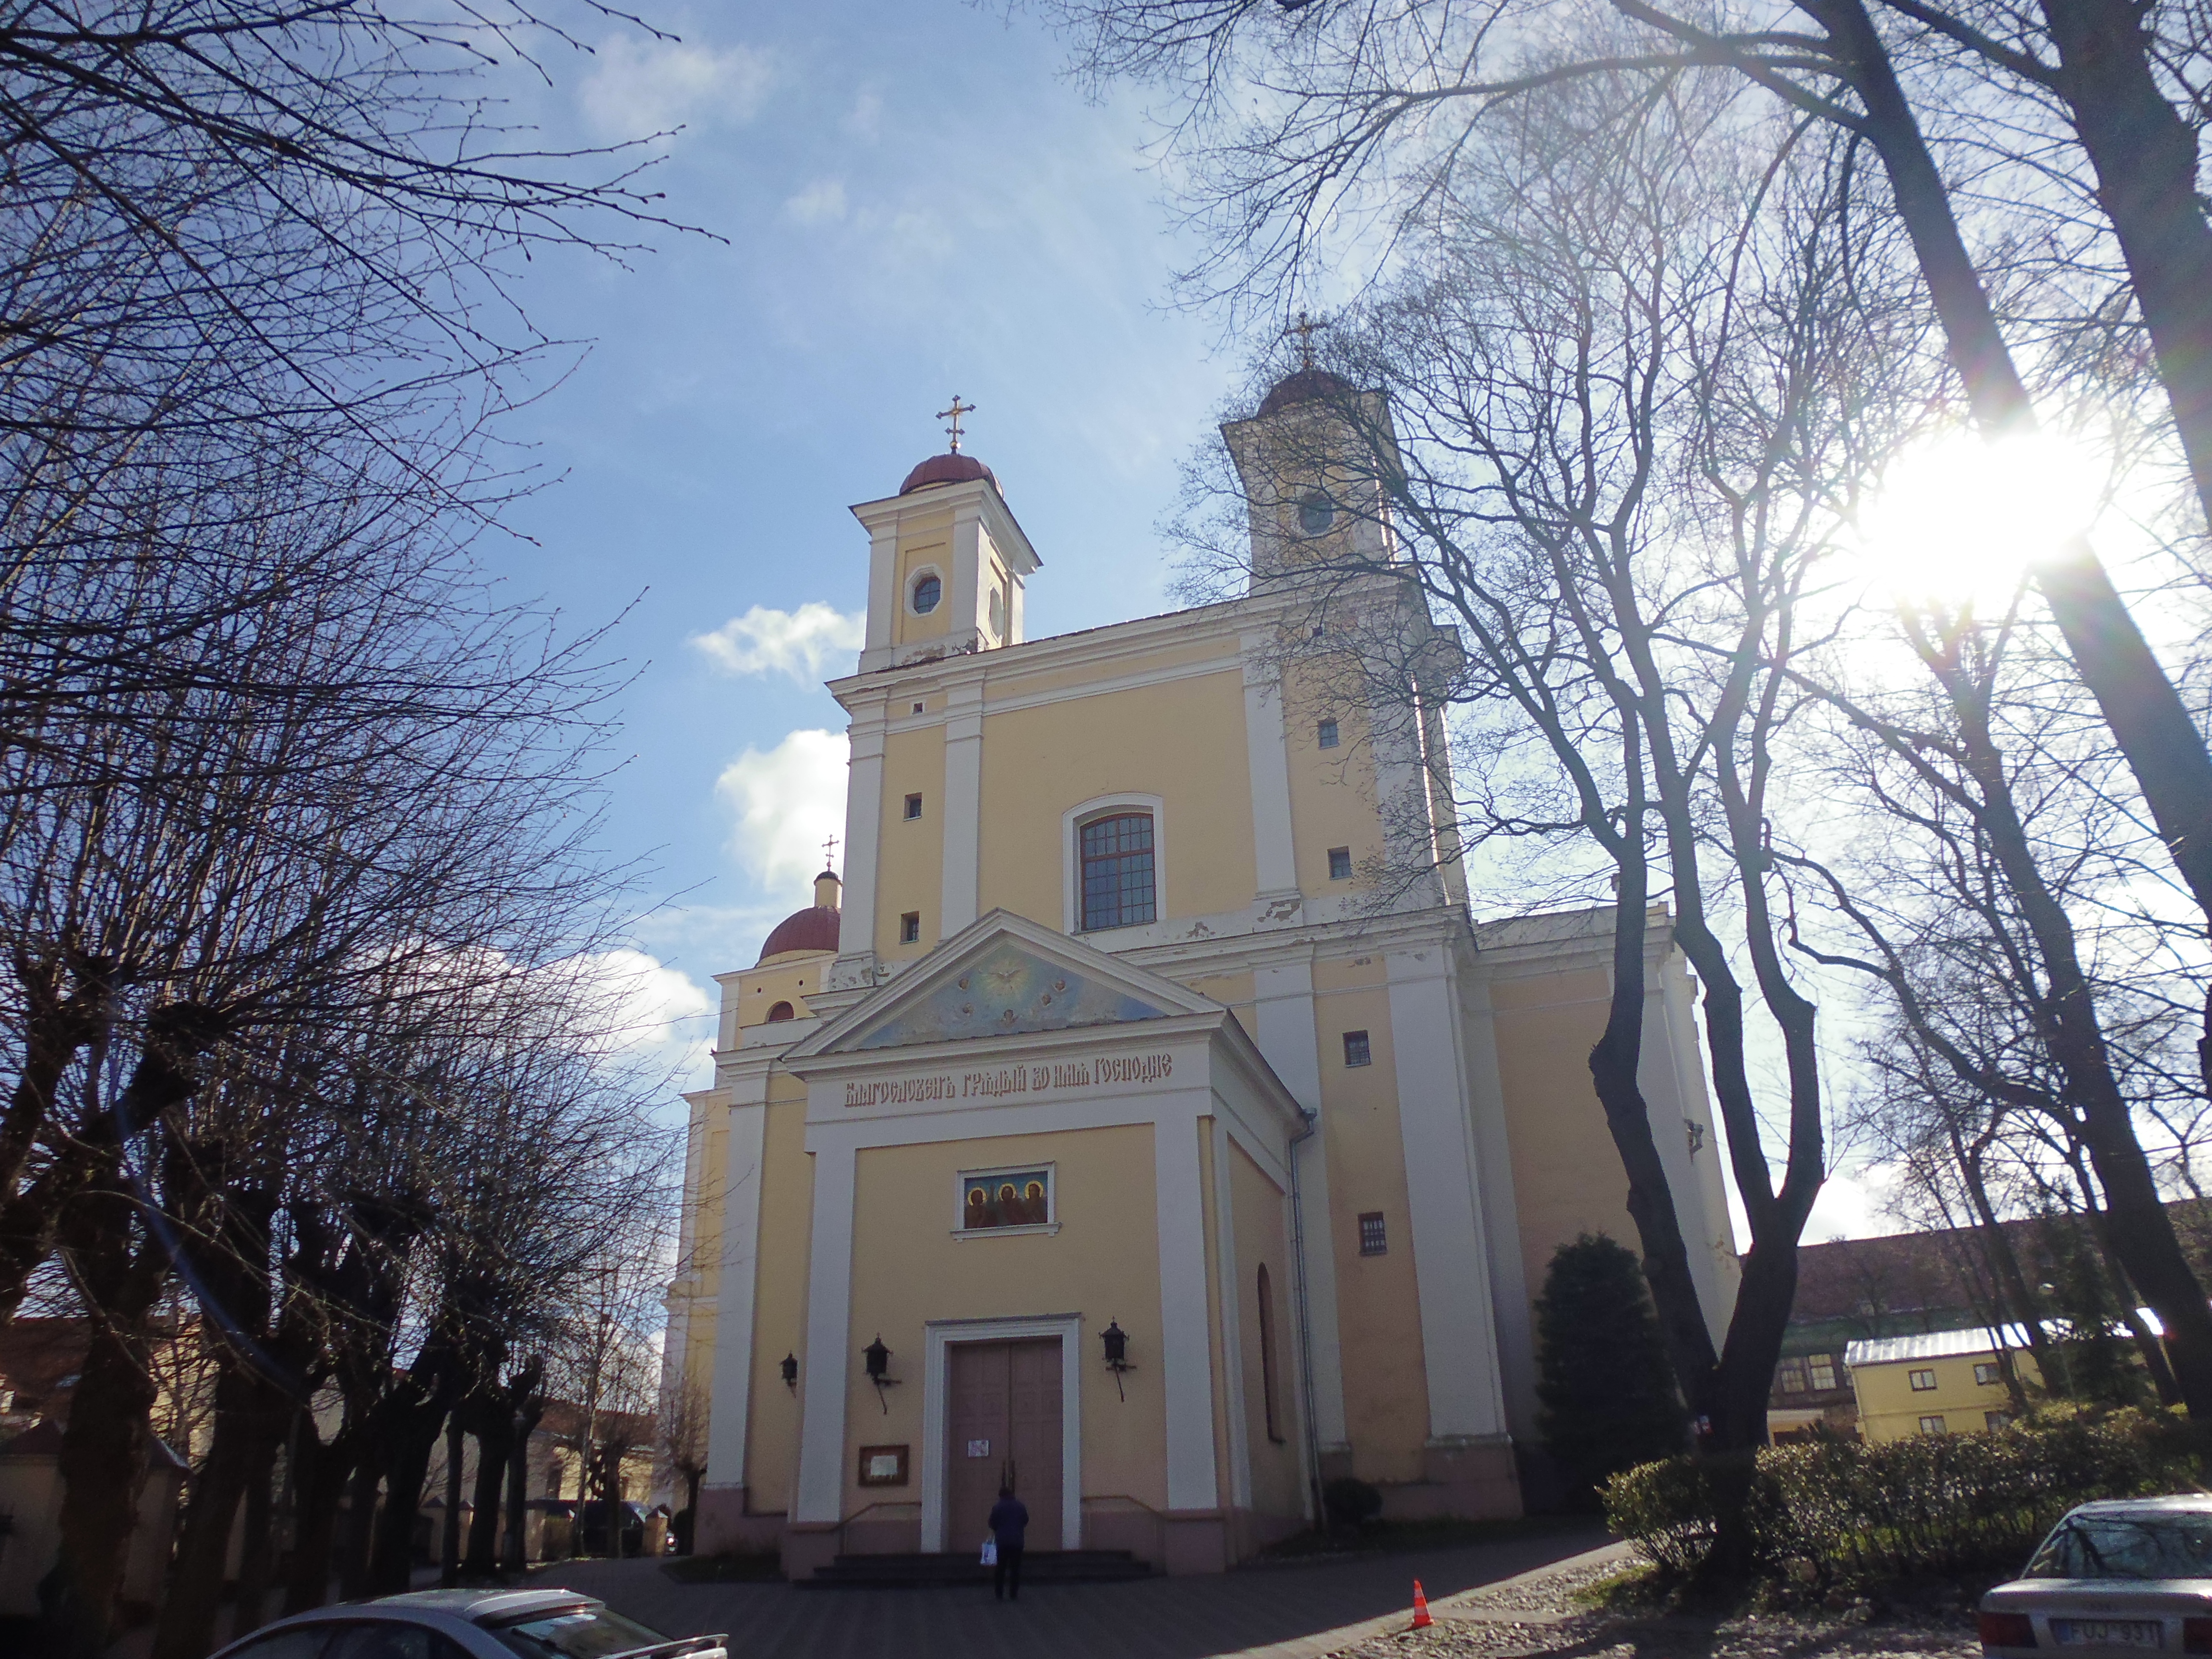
[1327,1553,1983,1659]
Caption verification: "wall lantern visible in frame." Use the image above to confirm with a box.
[1101,1318,1133,1401]
[863,1334,901,1413]
[781,1352,798,1391]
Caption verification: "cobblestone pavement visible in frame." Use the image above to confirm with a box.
[523,1529,1614,1659]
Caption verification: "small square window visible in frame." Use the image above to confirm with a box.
[1317,719,1340,749]
[1343,1030,1371,1068]
[912,701,925,714]
[1358,1212,1387,1255]
[1919,1415,1947,1435]
[1807,1354,1838,1391]
[1908,1367,1937,1391]
[900,912,921,944]
[1973,1361,2001,1387]
[1327,846,1353,881]
[904,793,923,820]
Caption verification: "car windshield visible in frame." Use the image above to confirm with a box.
[489,1607,676,1659]
[2027,1513,2212,1580]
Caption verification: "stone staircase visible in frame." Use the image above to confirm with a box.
[800,1549,1154,1588]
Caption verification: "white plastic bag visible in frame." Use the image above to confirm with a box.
[980,1536,998,1567]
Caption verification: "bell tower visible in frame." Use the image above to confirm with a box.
[854,397,1040,673]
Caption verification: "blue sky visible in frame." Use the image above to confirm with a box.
[490,1,1884,1241]
[484,2,1234,1076]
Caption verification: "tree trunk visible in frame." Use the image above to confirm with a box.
[504,1395,541,1572]
[232,1437,279,1640]
[335,1457,382,1602]
[283,1414,359,1615]
[464,1400,510,1580]
[1808,0,2212,930]
[47,1315,160,1658]
[2038,0,2212,535]
[369,1408,441,1595]
[151,1369,271,1659]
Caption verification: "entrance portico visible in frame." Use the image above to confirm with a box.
[726,910,1312,1577]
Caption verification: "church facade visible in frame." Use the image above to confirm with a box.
[664,375,1739,1577]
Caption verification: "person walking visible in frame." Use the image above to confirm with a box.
[987,1483,1029,1601]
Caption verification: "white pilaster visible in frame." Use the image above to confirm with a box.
[1241,642,1298,901]
[1156,1100,1220,1511]
[792,1133,860,1523]
[701,1064,770,1494]
[1457,969,1537,1439]
[945,497,986,656]
[1211,1120,1254,1510]
[830,696,887,989]
[940,680,984,935]
[1251,960,1349,1452]
[860,519,900,669]
[1386,946,1510,1442]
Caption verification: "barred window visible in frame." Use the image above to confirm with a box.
[1328,846,1353,880]
[1343,1030,1371,1068]
[1317,718,1340,749]
[1358,1212,1387,1255]
[1080,813,1156,931]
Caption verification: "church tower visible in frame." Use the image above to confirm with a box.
[854,397,1038,673]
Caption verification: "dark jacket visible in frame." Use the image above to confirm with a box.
[987,1496,1030,1547]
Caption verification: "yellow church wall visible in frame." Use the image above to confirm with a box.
[892,511,952,649]
[1487,965,1635,1307]
[1282,677,1382,896]
[973,671,1258,927]
[875,723,948,957]
[733,954,834,1028]
[739,1090,813,1519]
[1227,1136,1305,1530]
[980,632,1236,706]
[838,1126,1170,1531]
[1309,960,1430,1479]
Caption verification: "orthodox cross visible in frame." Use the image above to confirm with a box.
[938,395,976,452]
[822,833,839,870]
[1286,311,1325,369]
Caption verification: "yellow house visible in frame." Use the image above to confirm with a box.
[1844,1327,2040,1442]
[663,371,1740,1577]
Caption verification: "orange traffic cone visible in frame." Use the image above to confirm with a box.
[1410,1579,1434,1630]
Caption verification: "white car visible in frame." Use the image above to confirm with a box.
[1981,1496,2212,1655]
[208,1588,728,1659]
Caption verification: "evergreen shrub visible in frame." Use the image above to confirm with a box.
[1322,1476,1383,1527]
[1604,1407,2203,1583]
[1535,1233,1685,1509]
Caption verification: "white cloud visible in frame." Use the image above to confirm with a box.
[580,34,774,141]
[715,729,849,899]
[784,179,849,225]
[559,947,716,1089]
[690,602,864,684]
[844,90,884,141]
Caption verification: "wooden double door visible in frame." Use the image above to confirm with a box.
[946,1338,1063,1553]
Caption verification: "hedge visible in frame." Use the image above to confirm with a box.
[1603,1408,2205,1583]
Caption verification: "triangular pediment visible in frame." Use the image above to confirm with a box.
[792,911,1217,1058]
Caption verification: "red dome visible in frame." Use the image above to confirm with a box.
[758,905,841,962]
[1258,367,1354,418]
[900,451,998,494]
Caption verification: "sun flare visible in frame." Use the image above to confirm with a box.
[1854,429,2106,608]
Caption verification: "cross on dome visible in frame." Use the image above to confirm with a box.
[937,395,976,453]
[822,833,840,871]
[1286,311,1326,370]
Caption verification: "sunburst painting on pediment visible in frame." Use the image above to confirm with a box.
[851,942,1172,1050]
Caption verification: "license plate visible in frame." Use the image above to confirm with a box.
[2054,1621,2163,1647]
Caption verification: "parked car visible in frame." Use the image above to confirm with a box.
[209,1588,725,1659]
[1981,1496,2212,1655]
[577,1498,647,1558]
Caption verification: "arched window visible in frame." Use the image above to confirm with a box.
[1257,1263,1285,1443]
[911,571,942,614]
[1079,812,1155,931]
[766,1001,795,1022]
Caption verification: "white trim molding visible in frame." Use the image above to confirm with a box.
[919,1313,1084,1553]
[1061,792,1168,936]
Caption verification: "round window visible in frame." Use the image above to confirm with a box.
[911,572,942,614]
[1298,492,1335,536]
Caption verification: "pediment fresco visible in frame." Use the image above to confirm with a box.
[850,941,1173,1050]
